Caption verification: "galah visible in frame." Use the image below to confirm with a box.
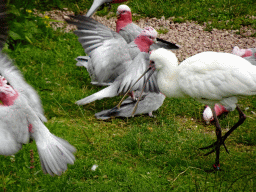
[116,4,180,50]
[86,0,128,17]
[0,54,76,176]
[0,55,47,122]
[203,104,229,124]
[75,52,159,105]
[65,15,158,85]
[232,46,256,66]
[95,92,165,119]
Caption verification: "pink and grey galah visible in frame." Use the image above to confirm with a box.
[65,15,158,86]
[75,51,159,105]
[86,0,128,17]
[203,104,229,124]
[232,46,256,66]
[116,4,180,50]
[0,54,76,176]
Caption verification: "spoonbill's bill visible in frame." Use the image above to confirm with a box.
[119,48,256,170]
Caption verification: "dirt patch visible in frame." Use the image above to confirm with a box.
[35,9,256,62]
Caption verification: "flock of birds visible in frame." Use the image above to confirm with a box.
[1,0,256,176]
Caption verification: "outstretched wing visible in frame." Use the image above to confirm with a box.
[66,15,132,83]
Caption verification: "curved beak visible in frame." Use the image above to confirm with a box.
[117,61,156,116]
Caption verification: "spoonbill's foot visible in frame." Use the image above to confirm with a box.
[200,137,229,156]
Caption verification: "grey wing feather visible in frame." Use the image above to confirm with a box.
[66,15,131,84]
[117,52,159,94]
[95,92,165,119]
[0,54,47,122]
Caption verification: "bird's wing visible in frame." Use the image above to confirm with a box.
[0,97,30,156]
[117,52,159,94]
[178,52,256,102]
[19,97,76,176]
[0,54,47,122]
[66,15,132,83]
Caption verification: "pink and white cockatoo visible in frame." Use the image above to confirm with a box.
[66,15,158,86]
[86,0,128,17]
[116,5,180,50]
[0,54,76,176]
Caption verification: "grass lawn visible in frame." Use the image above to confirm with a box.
[1,1,256,191]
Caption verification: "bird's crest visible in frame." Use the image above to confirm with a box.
[117,4,131,13]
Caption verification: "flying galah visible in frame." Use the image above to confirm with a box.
[86,0,128,17]
[95,92,165,119]
[116,5,180,50]
[66,15,158,85]
[0,54,76,176]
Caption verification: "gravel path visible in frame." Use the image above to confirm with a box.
[36,9,256,62]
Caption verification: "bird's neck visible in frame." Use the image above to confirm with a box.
[134,35,153,52]
[116,13,132,33]
[0,88,19,106]
[157,66,184,98]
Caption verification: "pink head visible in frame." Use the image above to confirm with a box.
[232,46,252,58]
[0,76,18,106]
[134,27,158,52]
[116,4,132,19]
[116,5,132,32]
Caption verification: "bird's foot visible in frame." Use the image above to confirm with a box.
[199,137,229,156]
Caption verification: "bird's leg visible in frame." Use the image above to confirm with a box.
[221,105,246,143]
[200,105,246,170]
[211,106,222,170]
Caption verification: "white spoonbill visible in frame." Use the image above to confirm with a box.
[86,0,128,17]
[119,48,256,170]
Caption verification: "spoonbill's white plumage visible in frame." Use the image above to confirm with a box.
[66,15,158,86]
[116,4,180,50]
[0,55,76,176]
[123,48,256,170]
[95,92,165,119]
[86,0,128,17]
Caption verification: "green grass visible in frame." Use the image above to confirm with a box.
[1,1,256,191]
[9,0,256,32]
[1,28,256,191]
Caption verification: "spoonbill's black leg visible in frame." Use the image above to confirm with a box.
[200,105,246,170]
